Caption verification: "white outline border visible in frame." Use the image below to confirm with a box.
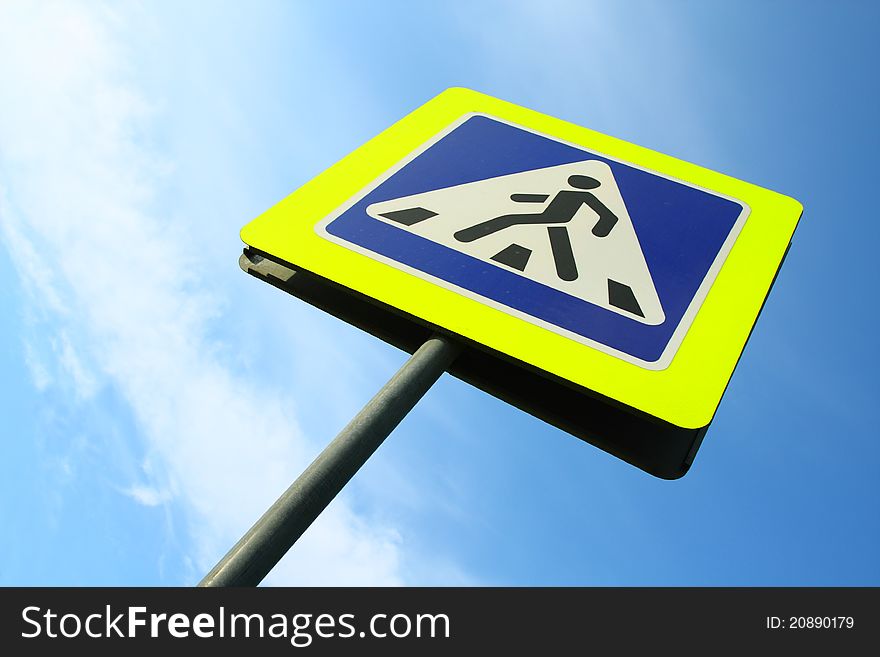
[315,112,751,371]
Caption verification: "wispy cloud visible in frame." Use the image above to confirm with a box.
[123,484,173,508]
[0,1,403,585]
[453,0,716,159]
[22,339,52,392]
[53,331,99,401]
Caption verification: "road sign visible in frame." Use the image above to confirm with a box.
[240,88,801,478]
[364,159,667,327]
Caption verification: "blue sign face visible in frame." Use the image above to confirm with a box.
[318,114,748,369]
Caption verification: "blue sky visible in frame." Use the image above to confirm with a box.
[0,0,877,586]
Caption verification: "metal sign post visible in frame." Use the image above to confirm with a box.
[199,334,460,587]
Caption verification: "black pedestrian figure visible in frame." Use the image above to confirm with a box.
[453,175,619,282]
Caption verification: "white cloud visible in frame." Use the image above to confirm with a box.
[0,192,67,316]
[0,1,403,585]
[453,0,716,159]
[123,484,172,508]
[23,339,52,391]
[53,331,99,400]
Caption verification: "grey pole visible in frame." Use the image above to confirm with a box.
[198,334,461,587]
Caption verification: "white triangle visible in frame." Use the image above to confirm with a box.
[366,160,665,325]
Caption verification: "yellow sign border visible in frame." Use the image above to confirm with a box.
[241,88,802,429]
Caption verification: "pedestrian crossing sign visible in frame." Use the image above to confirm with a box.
[240,88,801,473]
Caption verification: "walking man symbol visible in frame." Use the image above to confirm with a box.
[364,160,666,326]
[453,175,619,282]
